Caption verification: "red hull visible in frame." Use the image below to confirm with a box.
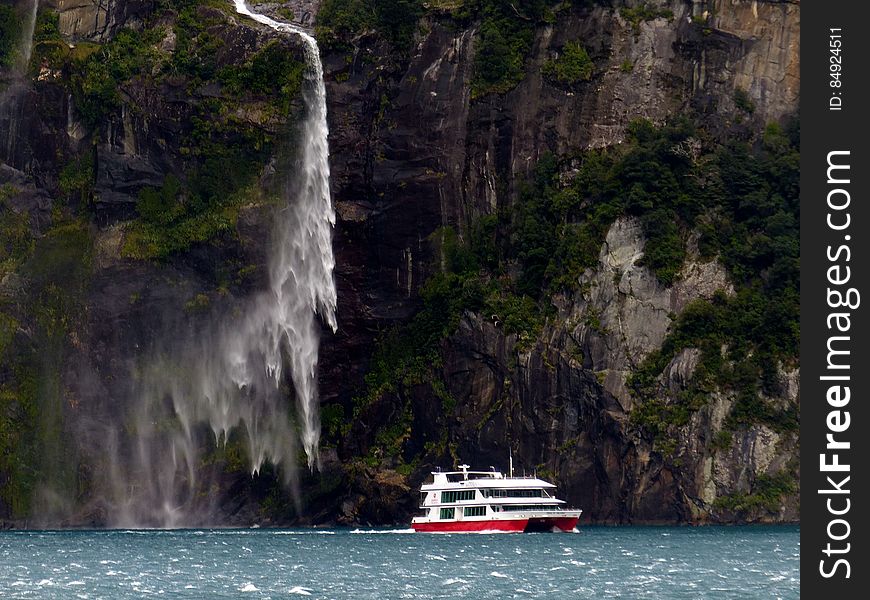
[412,516,578,533]
[526,516,579,533]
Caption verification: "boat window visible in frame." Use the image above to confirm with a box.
[463,506,486,517]
[481,489,545,498]
[499,504,562,512]
[439,507,455,519]
[441,490,476,503]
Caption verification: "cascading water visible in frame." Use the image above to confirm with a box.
[17,0,39,73]
[1,0,39,167]
[108,1,337,526]
[229,0,337,470]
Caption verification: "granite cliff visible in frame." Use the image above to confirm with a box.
[0,0,799,526]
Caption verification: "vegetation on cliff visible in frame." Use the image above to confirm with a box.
[316,0,423,50]
[23,1,307,260]
[1,1,308,518]
[349,117,799,483]
[629,121,800,444]
[316,0,567,96]
[0,4,19,68]
[0,218,94,518]
[542,41,593,86]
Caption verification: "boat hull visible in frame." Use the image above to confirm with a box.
[524,516,579,533]
[412,516,579,533]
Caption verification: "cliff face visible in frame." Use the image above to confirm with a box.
[0,0,799,526]
[318,0,799,524]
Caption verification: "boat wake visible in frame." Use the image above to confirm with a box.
[350,528,415,535]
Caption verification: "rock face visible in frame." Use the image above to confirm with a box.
[50,0,152,41]
[318,0,800,524]
[0,0,799,526]
[429,219,798,523]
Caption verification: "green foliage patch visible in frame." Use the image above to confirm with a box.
[734,88,755,114]
[0,4,20,68]
[33,2,308,259]
[0,221,94,518]
[0,187,33,277]
[316,0,423,51]
[69,28,162,128]
[466,0,556,97]
[542,41,593,86]
[629,121,800,440]
[713,471,796,515]
[121,127,264,260]
[620,2,674,35]
[218,41,304,115]
[58,152,95,205]
[508,119,703,293]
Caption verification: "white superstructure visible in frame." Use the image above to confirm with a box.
[411,465,581,533]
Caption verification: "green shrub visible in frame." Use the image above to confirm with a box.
[316,0,422,51]
[713,471,796,514]
[620,2,674,35]
[58,152,95,205]
[542,41,593,86]
[0,5,20,67]
[469,0,539,97]
[711,430,732,451]
[734,88,755,114]
[218,41,304,114]
[70,27,162,127]
[0,188,33,275]
[32,7,61,44]
[472,18,533,96]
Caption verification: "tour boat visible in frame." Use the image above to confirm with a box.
[411,463,582,533]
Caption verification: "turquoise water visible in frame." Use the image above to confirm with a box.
[0,526,798,598]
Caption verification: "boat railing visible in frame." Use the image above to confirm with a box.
[430,471,544,479]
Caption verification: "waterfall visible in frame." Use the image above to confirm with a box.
[108,1,336,526]
[18,0,39,72]
[229,0,337,470]
[1,0,39,168]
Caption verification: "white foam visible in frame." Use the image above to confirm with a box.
[350,529,415,534]
[272,530,336,535]
[288,586,313,595]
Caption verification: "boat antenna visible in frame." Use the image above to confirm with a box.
[509,448,514,478]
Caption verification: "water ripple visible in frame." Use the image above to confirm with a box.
[0,526,799,599]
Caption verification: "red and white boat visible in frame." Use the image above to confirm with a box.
[411,463,581,533]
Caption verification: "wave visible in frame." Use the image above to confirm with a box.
[350,528,415,534]
[288,586,313,595]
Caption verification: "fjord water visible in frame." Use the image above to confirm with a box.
[0,527,798,598]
